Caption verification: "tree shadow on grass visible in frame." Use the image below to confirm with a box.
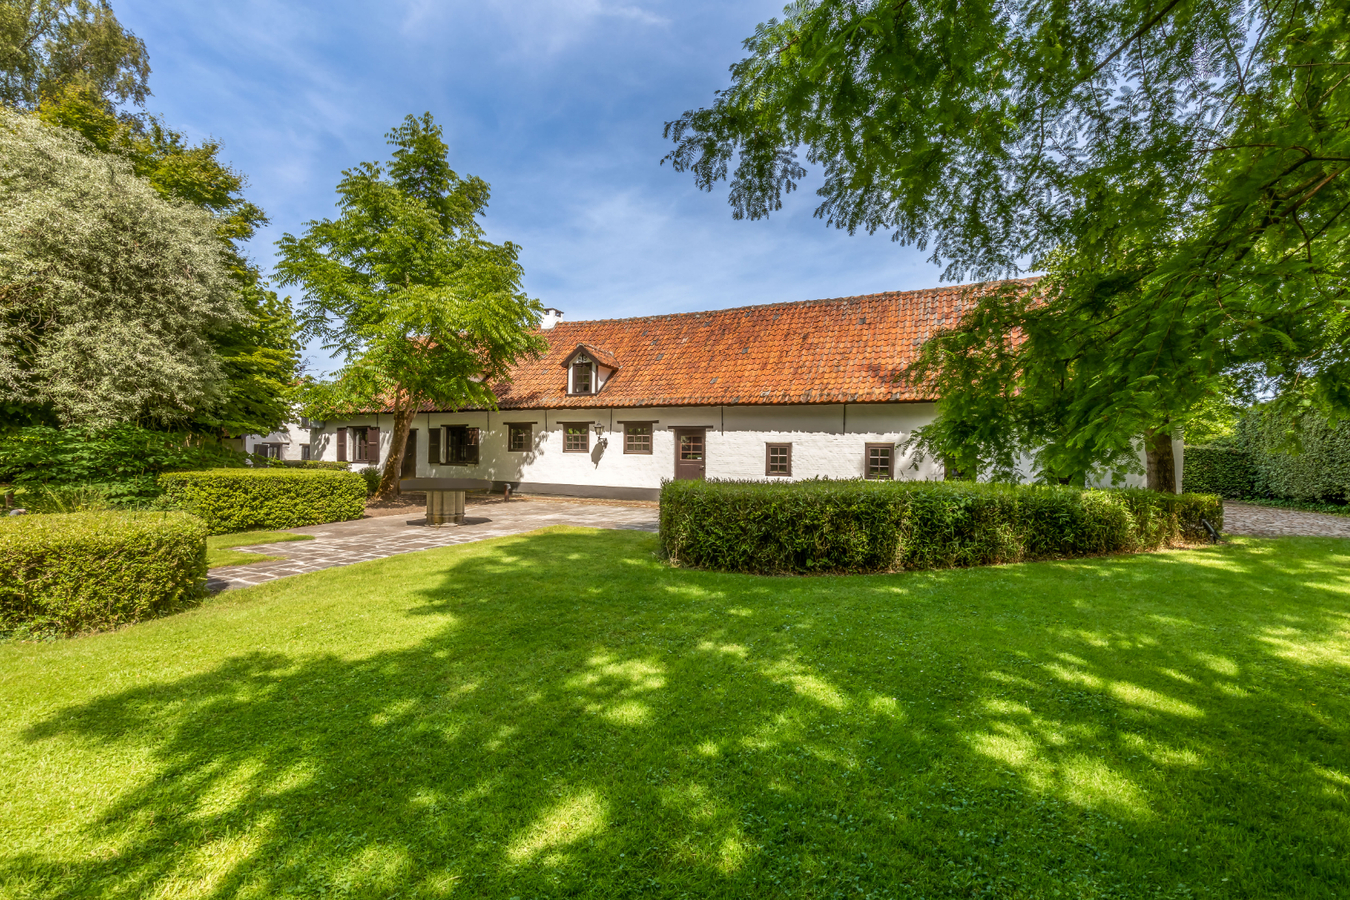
[7,531,1350,898]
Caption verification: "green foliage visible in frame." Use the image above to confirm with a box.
[0,0,149,111]
[280,459,350,471]
[1236,407,1350,503]
[356,466,381,496]
[667,0,1350,479]
[278,113,545,498]
[33,85,301,436]
[0,425,248,502]
[0,510,206,636]
[0,108,244,426]
[1181,446,1256,500]
[660,479,1221,575]
[158,469,366,535]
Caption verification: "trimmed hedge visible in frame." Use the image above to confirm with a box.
[158,469,366,535]
[660,480,1223,575]
[1236,409,1350,503]
[0,511,208,636]
[1182,446,1256,499]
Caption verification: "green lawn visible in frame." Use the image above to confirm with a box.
[1,528,1347,898]
[206,530,314,568]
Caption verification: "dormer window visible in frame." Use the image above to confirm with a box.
[570,354,594,395]
[561,344,618,395]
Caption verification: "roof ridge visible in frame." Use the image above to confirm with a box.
[544,277,1040,329]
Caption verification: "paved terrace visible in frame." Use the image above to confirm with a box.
[207,497,659,592]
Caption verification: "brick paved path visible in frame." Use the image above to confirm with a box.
[207,498,658,592]
[1224,502,1350,538]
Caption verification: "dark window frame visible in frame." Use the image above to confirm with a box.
[765,442,792,476]
[506,422,533,452]
[444,425,480,466]
[351,426,370,462]
[865,443,895,480]
[300,444,311,461]
[623,422,653,455]
[561,422,591,453]
[569,355,594,395]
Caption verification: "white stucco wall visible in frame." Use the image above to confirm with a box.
[309,403,944,494]
[242,419,312,461]
[309,404,1186,495]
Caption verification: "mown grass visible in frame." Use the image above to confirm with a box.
[205,530,313,568]
[0,528,1347,898]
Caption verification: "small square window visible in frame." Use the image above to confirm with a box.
[766,443,791,476]
[563,424,590,452]
[508,423,532,452]
[865,444,894,480]
[624,423,652,454]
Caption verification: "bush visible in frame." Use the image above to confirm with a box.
[0,425,249,503]
[356,466,382,496]
[0,511,208,636]
[280,460,349,471]
[1182,446,1256,499]
[158,469,366,535]
[660,480,1223,575]
[1235,407,1350,503]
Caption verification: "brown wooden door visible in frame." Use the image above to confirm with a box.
[673,428,707,480]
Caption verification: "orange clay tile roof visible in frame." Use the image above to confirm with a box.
[563,343,622,370]
[413,278,1038,411]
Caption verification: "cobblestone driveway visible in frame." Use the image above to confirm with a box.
[1223,502,1350,538]
[207,498,658,592]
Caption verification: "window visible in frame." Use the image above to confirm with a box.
[446,426,480,465]
[300,444,311,461]
[298,416,311,429]
[352,427,370,462]
[766,443,792,476]
[865,443,894,480]
[570,354,594,394]
[624,423,652,454]
[563,423,590,452]
[256,443,283,460]
[508,423,532,452]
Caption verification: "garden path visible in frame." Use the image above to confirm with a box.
[206,497,658,592]
[1223,502,1350,538]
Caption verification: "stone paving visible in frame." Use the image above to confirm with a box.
[1223,502,1350,538]
[207,498,659,592]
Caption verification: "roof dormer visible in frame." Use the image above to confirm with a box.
[562,344,620,396]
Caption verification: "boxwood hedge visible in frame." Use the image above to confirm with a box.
[660,479,1223,575]
[1182,446,1256,499]
[0,511,208,636]
[158,469,366,535]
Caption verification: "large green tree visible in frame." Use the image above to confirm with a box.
[276,113,545,499]
[0,109,243,425]
[0,0,148,110]
[666,0,1349,489]
[0,0,299,436]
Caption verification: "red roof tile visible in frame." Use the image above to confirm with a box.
[417,279,1037,411]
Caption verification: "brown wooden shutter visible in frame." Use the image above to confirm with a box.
[366,427,380,465]
[336,427,347,462]
[401,430,418,478]
[427,425,441,466]
[467,427,480,465]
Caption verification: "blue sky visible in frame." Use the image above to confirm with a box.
[118,0,944,374]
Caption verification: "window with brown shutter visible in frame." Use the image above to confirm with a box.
[366,426,380,465]
[445,426,480,465]
[336,427,347,462]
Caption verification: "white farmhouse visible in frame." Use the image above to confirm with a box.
[309,281,1182,499]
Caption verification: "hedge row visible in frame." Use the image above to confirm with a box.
[1184,408,1350,503]
[0,511,208,636]
[1181,446,1256,499]
[660,480,1223,575]
[158,469,366,535]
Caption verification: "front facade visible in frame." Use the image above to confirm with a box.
[310,281,1181,499]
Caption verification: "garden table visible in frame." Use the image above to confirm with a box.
[399,478,492,525]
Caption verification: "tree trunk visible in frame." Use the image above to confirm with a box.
[1145,426,1176,494]
[376,399,415,500]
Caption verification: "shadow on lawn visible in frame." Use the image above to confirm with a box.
[10,531,1350,898]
